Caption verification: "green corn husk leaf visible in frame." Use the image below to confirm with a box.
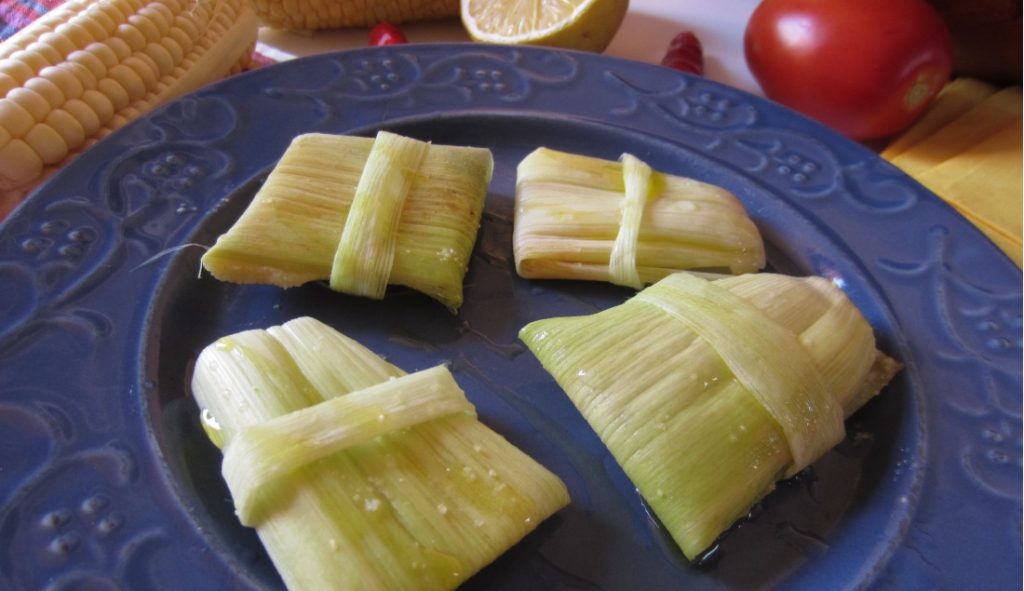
[200,132,494,311]
[519,272,901,559]
[192,317,569,591]
[513,147,766,284]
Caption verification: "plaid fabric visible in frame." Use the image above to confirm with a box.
[1,0,64,40]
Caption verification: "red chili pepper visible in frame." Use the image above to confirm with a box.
[661,32,704,76]
[369,22,408,46]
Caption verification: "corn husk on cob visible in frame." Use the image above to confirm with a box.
[513,148,765,288]
[191,316,570,590]
[252,0,458,31]
[519,272,901,559]
[0,0,259,217]
[201,131,494,311]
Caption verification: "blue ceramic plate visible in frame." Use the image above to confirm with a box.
[1,45,1020,590]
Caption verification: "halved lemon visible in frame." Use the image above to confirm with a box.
[461,0,629,53]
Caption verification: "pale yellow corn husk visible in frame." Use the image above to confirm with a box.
[519,272,900,559]
[200,132,494,311]
[0,0,259,215]
[192,316,569,591]
[513,147,766,286]
[252,0,458,30]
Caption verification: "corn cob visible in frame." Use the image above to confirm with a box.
[251,0,459,31]
[513,148,765,287]
[192,317,570,590]
[201,131,494,311]
[519,272,901,559]
[0,0,259,216]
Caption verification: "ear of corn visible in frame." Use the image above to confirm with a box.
[192,316,570,591]
[252,0,459,31]
[513,148,765,286]
[519,272,900,559]
[0,0,259,216]
[201,131,494,311]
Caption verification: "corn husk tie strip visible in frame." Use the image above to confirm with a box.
[330,131,429,297]
[519,273,900,559]
[192,317,570,590]
[224,365,476,524]
[608,153,651,289]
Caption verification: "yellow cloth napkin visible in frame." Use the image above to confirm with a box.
[883,79,1023,267]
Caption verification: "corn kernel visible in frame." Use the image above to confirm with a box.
[96,77,131,110]
[67,48,107,79]
[45,108,86,147]
[116,22,148,53]
[38,66,79,101]
[0,138,44,186]
[25,122,69,164]
[81,87,116,121]
[9,49,52,72]
[25,77,66,108]
[0,95,37,137]
[54,21,97,49]
[62,98,100,136]
[0,60,35,85]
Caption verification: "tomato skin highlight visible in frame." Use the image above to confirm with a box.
[744,0,954,140]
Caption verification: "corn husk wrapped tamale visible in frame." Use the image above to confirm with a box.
[192,317,570,590]
[201,132,494,311]
[519,272,901,559]
[513,148,766,288]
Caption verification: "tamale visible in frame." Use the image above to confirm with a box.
[519,272,900,559]
[513,147,765,287]
[192,317,570,590]
[201,132,494,311]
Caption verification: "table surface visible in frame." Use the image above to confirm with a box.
[255,0,764,96]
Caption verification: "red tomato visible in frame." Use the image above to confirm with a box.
[744,0,953,140]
